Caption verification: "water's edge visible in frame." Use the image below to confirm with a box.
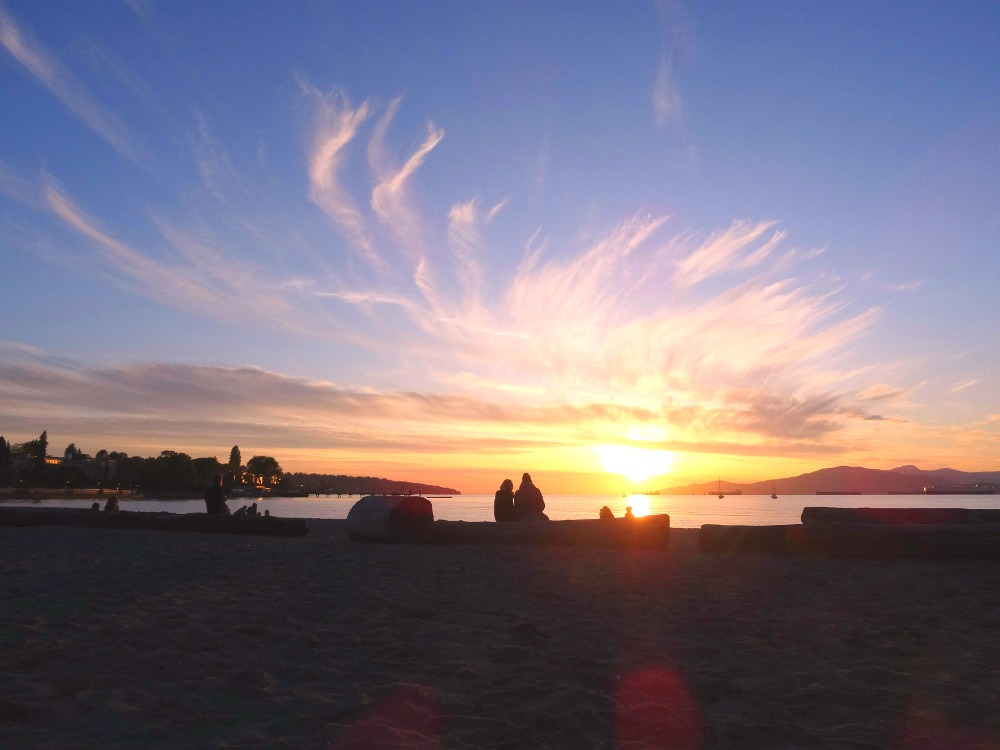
[3,493,998,529]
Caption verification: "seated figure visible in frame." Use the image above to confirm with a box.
[493,479,517,522]
[514,473,548,521]
[204,474,231,515]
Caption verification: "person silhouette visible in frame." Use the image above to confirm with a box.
[514,473,547,521]
[493,478,517,522]
[204,474,231,515]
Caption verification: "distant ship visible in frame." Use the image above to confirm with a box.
[923,486,995,495]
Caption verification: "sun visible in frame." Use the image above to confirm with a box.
[596,445,674,483]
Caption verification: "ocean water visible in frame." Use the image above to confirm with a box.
[3,492,999,528]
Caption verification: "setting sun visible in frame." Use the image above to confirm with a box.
[596,445,674,483]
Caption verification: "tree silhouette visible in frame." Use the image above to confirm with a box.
[37,430,48,465]
[228,445,242,486]
[246,455,282,487]
[34,430,49,481]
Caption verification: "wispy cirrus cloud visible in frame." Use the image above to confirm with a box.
[672,220,783,286]
[294,100,884,426]
[950,379,980,394]
[369,96,445,258]
[0,6,143,162]
[44,183,218,309]
[302,83,379,267]
[40,179,359,342]
[3,77,924,474]
[651,0,690,127]
[448,197,508,307]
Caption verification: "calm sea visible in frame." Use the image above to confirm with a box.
[3,492,1000,528]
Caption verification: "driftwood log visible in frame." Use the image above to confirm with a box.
[701,521,1000,559]
[0,507,308,537]
[432,514,670,548]
[802,506,1000,526]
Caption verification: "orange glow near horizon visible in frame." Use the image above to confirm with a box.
[596,445,674,484]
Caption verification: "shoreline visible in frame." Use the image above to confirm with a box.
[3,519,1000,747]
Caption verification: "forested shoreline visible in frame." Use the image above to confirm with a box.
[0,431,459,496]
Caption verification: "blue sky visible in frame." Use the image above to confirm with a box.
[1,1,998,492]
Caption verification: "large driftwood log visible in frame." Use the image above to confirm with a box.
[0,507,308,537]
[432,514,670,548]
[701,522,1000,558]
[802,506,1000,526]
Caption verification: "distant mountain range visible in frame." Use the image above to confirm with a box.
[658,465,1000,495]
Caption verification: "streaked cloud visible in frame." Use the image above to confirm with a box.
[448,197,508,307]
[302,83,379,267]
[369,96,445,257]
[673,220,782,286]
[0,6,142,162]
[651,0,690,127]
[40,180,354,341]
[950,379,979,394]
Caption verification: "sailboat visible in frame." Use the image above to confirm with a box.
[717,478,724,499]
[771,481,778,500]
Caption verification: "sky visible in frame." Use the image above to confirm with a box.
[1,1,998,494]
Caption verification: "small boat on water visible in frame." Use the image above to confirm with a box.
[771,481,777,500]
[717,478,724,499]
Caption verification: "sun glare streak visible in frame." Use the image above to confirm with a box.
[625,494,651,517]
[596,444,674,483]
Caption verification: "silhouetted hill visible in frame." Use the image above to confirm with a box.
[286,473,459,496]
[658,465,1000,495]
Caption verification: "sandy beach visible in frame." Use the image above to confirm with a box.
[3,520,1000,749]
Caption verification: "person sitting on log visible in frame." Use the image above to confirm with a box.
[624,506,635,520]
[104,494,120,512]
[514,473,548,521]
[599,505,614,520]
[204,474,231,515]
[494,478,517,522]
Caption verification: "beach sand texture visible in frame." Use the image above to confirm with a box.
[3,520,1000,749]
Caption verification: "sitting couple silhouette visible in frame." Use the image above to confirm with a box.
[493,473,548,522]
